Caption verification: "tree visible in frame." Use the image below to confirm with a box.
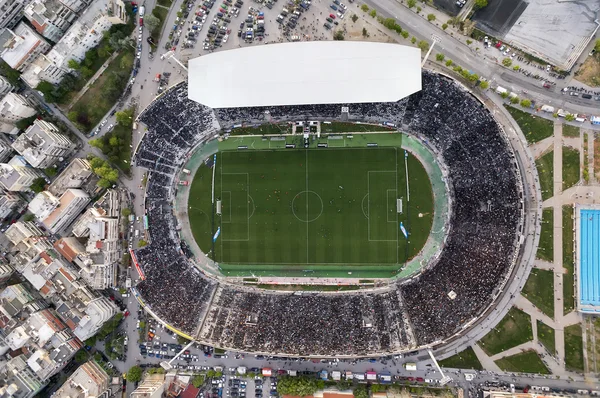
[36,81,58,103]
[369,9,376,17]
[177,335,190,345]
[445,59,453,66]
[30,177,46,193]
[416,6,421,12]
[44,167,58,177]
[474,0,488,9]
[362,27,368,37]
[510,96,519,104]
[144,13,161,33]
[109,136,120,147]
[138,240,148,247]
[277,377,318,397]
[333,30,345,40]
[122,208,132,217]
[68,59,81,70]
[360,4,369,11]
[520,98,531,108]
[351,13,358,22]
[418,40,429,52]
[502,58,512,67]
[427,13,435,21]
[595,39,600,53]
[74,349,89,363]
[192,375,205,388]
[89,138,104,150]
[206,370,216,378]
[98,44,113,58]
[411,36,417,44]
[116,108,134,126]
[127,366,143,383]
[436,53,445,62]
[401,30,409,38]
[407,0,416,7]
[565,114,575,121]
[120,53,135,70]
[442,23,448,30]
[16,115,37,130]
[466,39,473,45]
[23,213,35,222]
[353,385,369,398]
[513,65,520,71]
[500,91,509,99]
[479,80,489,89]
[0,60,21,86]
[81,66,94,80]
[83,49,98,67]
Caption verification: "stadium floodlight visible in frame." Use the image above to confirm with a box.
[161,50,188,71]
[427,349,452,385]
[421,34,442,67]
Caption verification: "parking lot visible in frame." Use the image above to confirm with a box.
[166,0,358,61]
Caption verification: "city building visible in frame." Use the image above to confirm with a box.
[0,160,44,192]
[0,262,14,286]
[21,53,69,88]
[23,0,78,43]
[59,0,94,13]
[0,191,24,220]
[108,0,129,24]
[0,23,51,72]
[28,188,90,233]
[48,158,98,197]
[131,373,166,398]
[0,0,24,30]
[68,190,120,289]
[0,92,37,134]
[13,252,118,341]
[52,360,110,398]
[0,75,14,96]
[5,221,46,245]
[47,0,125,72]
[12,119,75,168]
[0,136,14,162]
[0,354,46,398]
[4,307,82,380]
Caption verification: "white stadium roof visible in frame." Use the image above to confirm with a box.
[188,41,422,108]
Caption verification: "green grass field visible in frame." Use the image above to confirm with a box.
[564,324,584,372]
[535,151,554,201]
[504,105,554,144]
[439,347,483,370]
[479,307,533,356]
[522,269,554,318]
[562,124,580,138]
[562,146,580,190]
[189,144,434,277]
[537,320,556,354]
[563,205,575,313]
[495,350,550,374]
[537,208,554,262]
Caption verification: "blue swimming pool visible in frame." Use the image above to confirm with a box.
[579,209,600,310]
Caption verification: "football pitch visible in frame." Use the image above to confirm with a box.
[188,144,434,277]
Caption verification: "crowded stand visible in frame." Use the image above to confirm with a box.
[400,73,522,344]
[214,99,409,128]
[132,71,523,354]
[199,285,416,355]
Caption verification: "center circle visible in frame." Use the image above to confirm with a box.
[291,190,324,223]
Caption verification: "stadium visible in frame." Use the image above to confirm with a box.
[131,41,535,357]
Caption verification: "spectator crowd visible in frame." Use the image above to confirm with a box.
[132,72,523,355]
